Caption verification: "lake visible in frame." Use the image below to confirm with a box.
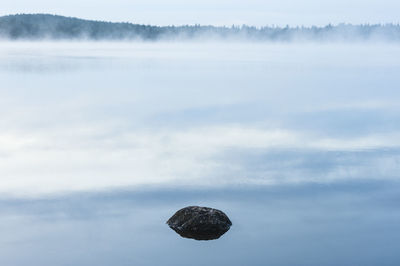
[0,41,399,265]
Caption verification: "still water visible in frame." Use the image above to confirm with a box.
[0,42,399,265]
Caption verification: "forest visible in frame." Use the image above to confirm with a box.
[1,14,399,41]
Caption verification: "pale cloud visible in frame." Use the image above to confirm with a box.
[1,123,400,196]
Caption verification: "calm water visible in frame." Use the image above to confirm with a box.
[0,42,399,265]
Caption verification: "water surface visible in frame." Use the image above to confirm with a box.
[0,42,399,265]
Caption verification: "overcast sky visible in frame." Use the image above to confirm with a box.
[1,0,400,26]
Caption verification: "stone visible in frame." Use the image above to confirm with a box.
[166,206,232,240]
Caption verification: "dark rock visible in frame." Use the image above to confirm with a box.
[166,206,232,240]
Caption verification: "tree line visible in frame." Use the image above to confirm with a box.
[1,14,399,41]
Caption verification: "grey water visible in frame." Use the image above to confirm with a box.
[0,42,400,265]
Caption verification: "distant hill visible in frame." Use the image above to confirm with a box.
[0,14,399,41]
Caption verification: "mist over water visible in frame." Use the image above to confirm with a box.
[1,41,400,265]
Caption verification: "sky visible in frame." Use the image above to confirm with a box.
[1,0,400,26]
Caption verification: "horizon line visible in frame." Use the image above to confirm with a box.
[2,13,400,29]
